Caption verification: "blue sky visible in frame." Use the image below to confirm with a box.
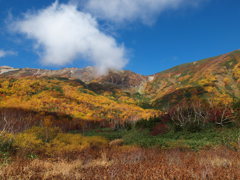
[0,0,240,75]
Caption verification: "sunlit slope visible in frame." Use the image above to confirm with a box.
[144,50,240,108]
[0,78,159,122]
[0,50,239,113]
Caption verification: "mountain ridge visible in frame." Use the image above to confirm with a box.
[1,49,239,79]
[0,49,239,119]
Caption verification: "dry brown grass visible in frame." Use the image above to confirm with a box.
[0,146,240,180]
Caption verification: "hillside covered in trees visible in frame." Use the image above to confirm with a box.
[0,50,239,123]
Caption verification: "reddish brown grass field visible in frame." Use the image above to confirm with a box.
[0,146,240,180]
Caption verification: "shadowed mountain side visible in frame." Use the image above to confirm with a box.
[152,86,208,109]
[0,107,117,133]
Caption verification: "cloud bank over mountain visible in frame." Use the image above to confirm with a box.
[13,2,127,74]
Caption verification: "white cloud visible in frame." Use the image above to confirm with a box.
[0,50,6,58]
[13,2,128,74]
[84,0,202,24]
[0,49,16,58]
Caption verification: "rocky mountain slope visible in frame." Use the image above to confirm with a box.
[0,66,147,89]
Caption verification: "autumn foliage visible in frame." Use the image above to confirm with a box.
[0,126,108,157]
[0,77,160,131]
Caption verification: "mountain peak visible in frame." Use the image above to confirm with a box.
[0,66,19,75]
[0,66,14,69]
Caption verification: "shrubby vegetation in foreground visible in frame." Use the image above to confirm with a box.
[0,101,240,179]
[1,147,240,179]
[0,101,240,157]
[86,127,240,150]
[0,127,107,158]
[85,101,240,150]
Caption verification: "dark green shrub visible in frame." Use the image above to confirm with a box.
[232,99,240,123]
[52,86,64,94]
[0,133,14,153]
[135,116,161,130]
[23,126,61,143]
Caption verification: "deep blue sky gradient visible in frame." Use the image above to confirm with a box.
[0,0,240,75]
